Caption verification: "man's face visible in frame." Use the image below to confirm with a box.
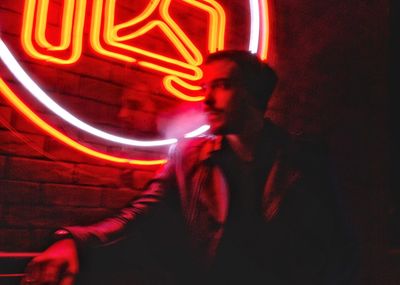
[201,59,251,135]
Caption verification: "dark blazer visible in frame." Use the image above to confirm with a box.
[66,120,358,284]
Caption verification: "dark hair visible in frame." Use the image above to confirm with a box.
[205,50,277,110]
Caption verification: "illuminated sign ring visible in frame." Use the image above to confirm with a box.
[0,0,269,165]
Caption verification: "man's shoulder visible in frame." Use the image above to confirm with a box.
[177,136,213,150]
[281,131,330,169]
[172,135,218,164]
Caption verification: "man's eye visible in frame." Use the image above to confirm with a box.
[200,79,232,92]
[212,80,231,89]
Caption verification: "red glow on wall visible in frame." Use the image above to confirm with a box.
[0,78,167,165]
[21,0,226,101]
[1,0,270,165]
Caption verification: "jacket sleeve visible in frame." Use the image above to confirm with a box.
[63,147,178,248]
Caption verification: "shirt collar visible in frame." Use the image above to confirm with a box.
[198,119,285,163]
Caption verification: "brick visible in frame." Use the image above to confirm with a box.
[57,71,81,96]
[0,180,40,204]
[0,76,50,113]
[0,65,14,89]
[77,134,110,151]
[119,168,134,188]
[3,206,50,227]
[0,57,18,82]
[13,110,60,134]
[2,33,26,57]
[79,77,123,105]
[0,130,46,157]
[0,228,31,251]
[0,95,10,106]
[102,187,141,209]
[73,55,112,81]
[44,137,102,165]
[7,157,74,183]
[52,93,120,125]
[109,63,162,89]
[67,207,115,226]
[0,9,22,35]
[25,63,60,93]
[105,148,167,171]
[42,184,102,207]
[132,170,155,189]
[108,63,133,86]
[151,95,177,113]
[0,106,13,127]
[166,2,209,47]
[5,206,113,228]
[30,228,54,250]
[0,1,24,13]
[129,27,180,60]
[74,164,121,186]
[121,87,157,113]
[117,109,157,133]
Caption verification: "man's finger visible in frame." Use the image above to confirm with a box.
[21,260,41,285]
[59,273,76,285]
[40,264,61,285]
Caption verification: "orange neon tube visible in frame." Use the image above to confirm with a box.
[35,0,74,50]
[102,0,202,67]
[163,76,204,102]
[21,0,87,64]
[90,0,136,62]
[181,0,225,52]
[21,0,228,102]
[0,78,167,165]
[259,0,269,61]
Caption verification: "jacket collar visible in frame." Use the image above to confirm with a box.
[198,119,285,163]
[198,135,223,162]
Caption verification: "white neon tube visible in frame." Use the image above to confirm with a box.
[248,0,260,54]
[184,124,210,138]
[0,39,211,147]
[0,1,266,148]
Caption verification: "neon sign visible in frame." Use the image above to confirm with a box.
[21,0,226,102]
[0,0,270,165]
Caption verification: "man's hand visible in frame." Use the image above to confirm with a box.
[21,239,79,285]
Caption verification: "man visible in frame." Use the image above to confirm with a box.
[22,50,357,285]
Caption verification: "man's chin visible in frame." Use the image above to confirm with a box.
[208,123,226,135]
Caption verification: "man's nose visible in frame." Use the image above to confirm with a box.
[203,87,215,107]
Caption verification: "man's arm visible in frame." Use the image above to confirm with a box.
[64,158,177,248]
[21,148,178,285]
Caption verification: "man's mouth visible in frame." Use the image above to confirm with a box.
[206,111,222,125]
[208,110,219,115]
[206,110,221,118]
[205,107,222,114]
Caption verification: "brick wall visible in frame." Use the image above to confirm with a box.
[0,0,251,251]
[0,0,394,284]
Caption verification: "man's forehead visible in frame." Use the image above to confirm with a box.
[202,59,239,80]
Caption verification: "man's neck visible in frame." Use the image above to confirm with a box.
[226,116,264,162]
